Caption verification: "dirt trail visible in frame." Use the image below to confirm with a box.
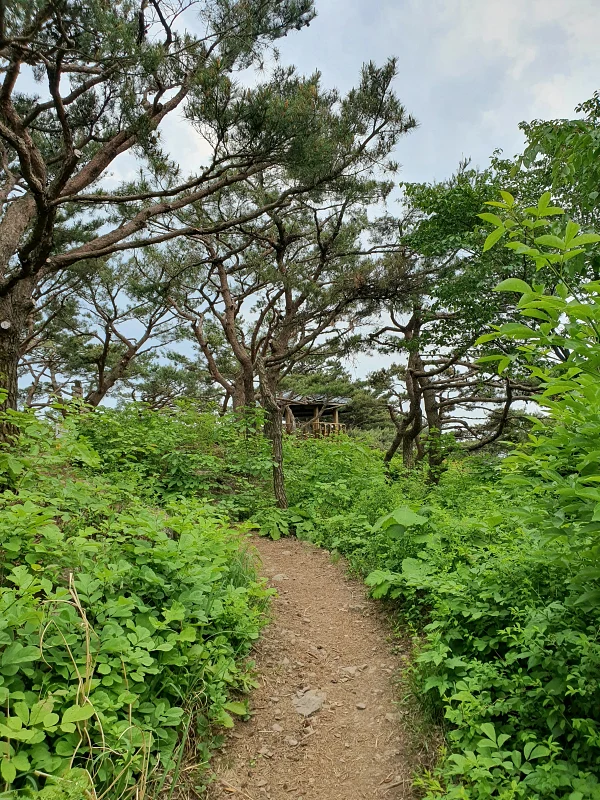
[208,536,415,800]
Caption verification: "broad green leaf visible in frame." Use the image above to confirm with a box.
[29,700,53,726]
[384,523,408,540]
[483,226,505,252]
[0,725,34,741]
[562,248,585,261]
[537,191,551,210]
[520,309,551,322]
[500,190,515,206]
[573,589,600,606]
[478,212,504,227]
[1,642,40,667]
[11,752,30,772]
[529,745,550,759]
[534,234,566,250]
[477,738,497,750]
[565,220,581,245]
[13,702,29,726]
[117,691,138,705]
[221,711,234,729]
[523,741,550,760]
[62,703,95,725]
[505,241,537,255]
[480,723,497,745]
[539,207,564,216]
[523,742,535,760]
[494,278,532,294]
[365,569,398,587]
[391,507,427,527]
[570,233,600,246]
[498,323,537,338]
[179,626,197,643]
[42,713,59,729]
[497,356,511,374]
[401,558,433,582]
[1,759,16,784]
[224,701,248,716]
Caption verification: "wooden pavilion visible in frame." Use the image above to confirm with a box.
[277,392,350,436]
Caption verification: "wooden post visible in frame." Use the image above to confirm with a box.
[284,405,295,434]
[311,404,319,436]
[333,407,339,428]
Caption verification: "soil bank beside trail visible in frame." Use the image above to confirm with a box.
[208,536,416,800]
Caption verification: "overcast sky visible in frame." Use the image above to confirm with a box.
[269,0,598,378]
[268,0,599,185]
[158,0,600,206]
[99,0,600,387]
[157,0,600,381]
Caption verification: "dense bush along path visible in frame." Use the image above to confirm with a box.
[208,536,414,800]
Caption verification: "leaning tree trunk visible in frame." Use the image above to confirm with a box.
[384,406,409,464]
[402,426,418,468]
[384,424,405,464]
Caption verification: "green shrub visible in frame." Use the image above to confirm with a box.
[0,407,269,796]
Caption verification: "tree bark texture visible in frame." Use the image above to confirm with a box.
[256,356,287,508]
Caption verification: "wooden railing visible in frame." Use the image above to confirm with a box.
[285,418,347,437]
[310,421,346,437]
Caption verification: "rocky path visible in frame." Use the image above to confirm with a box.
[208,536,415,800]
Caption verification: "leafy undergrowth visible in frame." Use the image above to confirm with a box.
[0,406,270,799]
[276,436,600,798]
[5,397,600,799]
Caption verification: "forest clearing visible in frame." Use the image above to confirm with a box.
[1,1,600,798]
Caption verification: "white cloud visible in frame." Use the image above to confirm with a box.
[276,0,599,182]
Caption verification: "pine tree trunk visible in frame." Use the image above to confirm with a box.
[269,404,288,509]
[384,426,404,464]
[232,365,255,410]
[256,356,287,508]
[402,432,416,468]
[0,327,19,439]
[0,284,34,440]
[425,426,445,485]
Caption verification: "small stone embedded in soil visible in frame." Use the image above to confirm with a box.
[271,573,288,581]
[285,737,299,746]
[356,702,367,710]
[272,723,283,732]
[291,689,326,717]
